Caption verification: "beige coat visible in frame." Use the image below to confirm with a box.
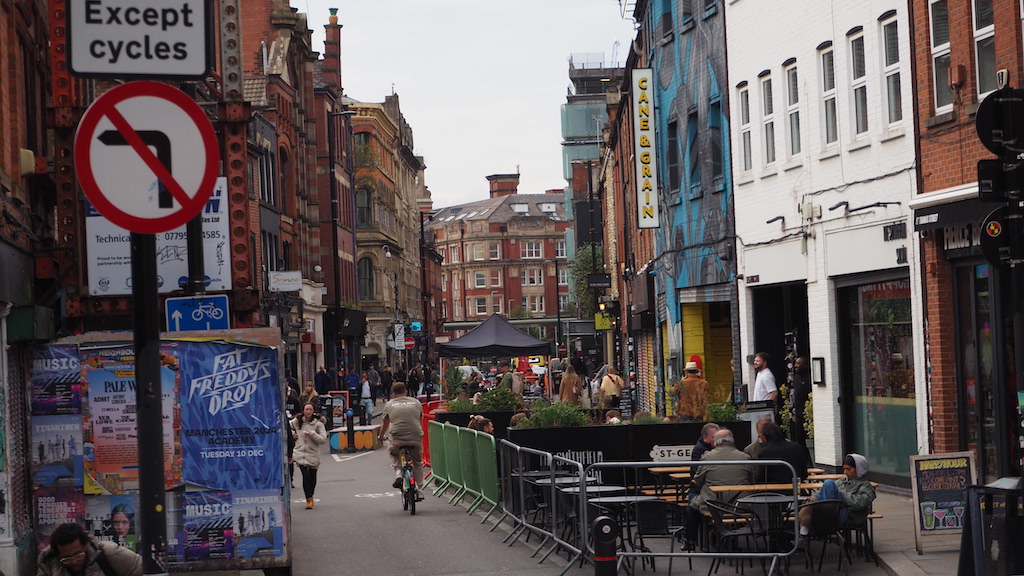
[291,416,327,468]
[690,443,756,513]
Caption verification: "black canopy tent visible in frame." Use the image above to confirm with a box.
[437,314,551,358]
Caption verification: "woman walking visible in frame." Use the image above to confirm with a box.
[559,364,582,406]
[291,402,327,509]
[298,381,320,412]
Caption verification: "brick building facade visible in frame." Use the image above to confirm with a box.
[909,0,1024,481]
[428,175,569,349]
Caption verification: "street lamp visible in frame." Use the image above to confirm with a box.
[327,106,357,387]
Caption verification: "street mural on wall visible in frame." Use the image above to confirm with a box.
[650,1,736,379]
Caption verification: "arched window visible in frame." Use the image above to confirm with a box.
[357,257,375,301]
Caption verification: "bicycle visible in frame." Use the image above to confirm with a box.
[398,445,417,515]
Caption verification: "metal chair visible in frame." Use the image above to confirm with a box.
[705,500,766,576]
[841,514,878,566]
[631,498,691,574]
[796,499,851,575]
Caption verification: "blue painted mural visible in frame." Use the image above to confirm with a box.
[645,0,736,373]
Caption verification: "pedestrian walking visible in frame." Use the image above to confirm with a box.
[291,402,327,509]
[381,365,394,401]
[367,363,381,404]
[314,366,331,395]
[360,372,374,425]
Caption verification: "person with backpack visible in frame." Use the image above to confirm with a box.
[37,522,141,576]
[599,365,625,408]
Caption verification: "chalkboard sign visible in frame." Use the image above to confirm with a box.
[910,451,977,554]
[618,391,634,420]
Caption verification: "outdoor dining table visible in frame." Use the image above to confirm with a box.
[532,475,600,486]
[647,466,691,474]
[806,473,847,481]
[709,482,822,494]
[588,495,664,553]
[560,484,627,495]
[648,466,691,497]
[737,493,802,553]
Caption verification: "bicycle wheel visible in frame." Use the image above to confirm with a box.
[406,469,416,515]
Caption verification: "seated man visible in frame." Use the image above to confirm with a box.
[756,421,808,483]
[743,415,773,458]
[683,428,755,546]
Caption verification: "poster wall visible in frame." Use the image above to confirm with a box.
[29,340,287,570]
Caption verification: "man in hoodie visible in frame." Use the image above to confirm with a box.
[37,522,141,576]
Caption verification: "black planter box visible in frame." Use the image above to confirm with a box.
[505,420,753,485]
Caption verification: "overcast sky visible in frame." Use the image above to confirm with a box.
[295,1,637,210]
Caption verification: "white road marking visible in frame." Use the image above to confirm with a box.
[332,451,376,463]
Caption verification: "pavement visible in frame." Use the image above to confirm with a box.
[290,405,962,575]
[870,487,963,576]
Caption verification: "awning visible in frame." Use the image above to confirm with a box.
[913,197,993,231]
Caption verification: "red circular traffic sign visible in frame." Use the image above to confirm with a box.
[74,81,219,234]
[558,345,567,355]
[404,337,416,349]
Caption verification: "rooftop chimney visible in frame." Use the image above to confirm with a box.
[487,174,520,198]
[323,8,342,92]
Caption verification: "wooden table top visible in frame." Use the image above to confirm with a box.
[806,473,847,481]
[648,466,691,474]
[709,482,822,493]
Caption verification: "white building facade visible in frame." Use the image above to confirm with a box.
[726,0,924,484]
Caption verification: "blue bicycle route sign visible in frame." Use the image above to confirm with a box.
[165,294,230,332]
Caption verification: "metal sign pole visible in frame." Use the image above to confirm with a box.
[131,232,169,575]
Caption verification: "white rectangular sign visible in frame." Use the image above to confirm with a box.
[649,444,695,461]
[86,177,231,295]
[269,271,302,292]
[632,69,661,229]
[68,0,211,77]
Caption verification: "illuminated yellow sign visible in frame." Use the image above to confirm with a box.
[594,312,613,330]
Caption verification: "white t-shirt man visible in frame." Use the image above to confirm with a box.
[752,355,778,402]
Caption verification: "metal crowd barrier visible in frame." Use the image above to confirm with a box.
[444,437,806,576]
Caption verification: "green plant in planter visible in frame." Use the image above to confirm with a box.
[521,401,589,428]
[803,392,814,439]
[444,364,465,398]
[631,414,665,425]
[778,383,793,437]
[477,387,525,412]
[707,402,740,422]
[445,397,474,413]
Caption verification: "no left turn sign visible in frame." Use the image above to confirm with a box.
[74,81,219,234]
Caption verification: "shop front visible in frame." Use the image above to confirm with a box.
[914,195,1022,483]
[837,275,916,485]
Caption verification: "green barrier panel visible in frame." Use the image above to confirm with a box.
[444,423,465,503]
[473,431,499,522]
[459,427,482,509]
[428,420,450,495]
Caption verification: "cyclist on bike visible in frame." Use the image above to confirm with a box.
[377,382,425,501]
